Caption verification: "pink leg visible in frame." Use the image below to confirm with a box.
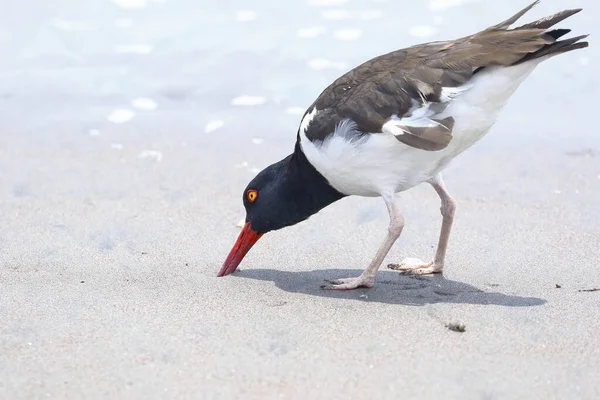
[323,194,404,290]
[389,173,456,275]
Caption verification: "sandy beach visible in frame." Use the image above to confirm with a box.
[1,0,599,398]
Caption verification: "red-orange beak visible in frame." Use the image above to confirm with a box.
[217,222,263,277]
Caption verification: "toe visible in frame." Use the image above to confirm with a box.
[321,276,374,290]
[403,265,443,275]
[321,283,354,290]
[324,277,353,285]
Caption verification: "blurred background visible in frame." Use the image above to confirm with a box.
[0,0,597,259]
[1,0,599,398]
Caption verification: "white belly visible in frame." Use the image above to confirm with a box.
[300,61,541,197]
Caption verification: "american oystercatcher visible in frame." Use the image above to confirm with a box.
[218,1,588,290]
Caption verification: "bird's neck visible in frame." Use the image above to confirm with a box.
[285,141,346,218]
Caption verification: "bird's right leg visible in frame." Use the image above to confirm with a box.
[322,193,405,290]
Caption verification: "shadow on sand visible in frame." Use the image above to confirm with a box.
[235,268,546,307]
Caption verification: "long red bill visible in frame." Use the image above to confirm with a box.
[217,222,263,277]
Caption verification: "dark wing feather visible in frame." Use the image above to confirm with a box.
[389,116,455,151]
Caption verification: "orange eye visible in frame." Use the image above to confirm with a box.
[247,190,258,202]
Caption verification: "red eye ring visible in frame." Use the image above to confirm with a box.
[247,189,258,202]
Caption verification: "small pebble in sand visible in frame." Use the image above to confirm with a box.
[267,300,288,307]
[445,322,466,333]
[359,294,368,299]
[555,284,562,289]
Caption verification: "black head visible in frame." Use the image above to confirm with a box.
[242,156,309,234]
[218,146,345,277]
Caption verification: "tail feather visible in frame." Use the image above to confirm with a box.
[546,29,571,40]
[472,2,589,74]
[517,8,583,30]
[490,1,583,32]
[491,0,540,30]
[494,1,589,65]
[516,34,589,64]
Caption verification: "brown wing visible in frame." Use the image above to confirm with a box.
[303,1,587,151]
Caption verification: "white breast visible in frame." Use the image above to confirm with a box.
[300,60,542,197]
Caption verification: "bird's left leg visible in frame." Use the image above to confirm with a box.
[322,194,404,290]
[389,173,455,275]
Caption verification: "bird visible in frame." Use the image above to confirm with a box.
[218,1,589,290]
